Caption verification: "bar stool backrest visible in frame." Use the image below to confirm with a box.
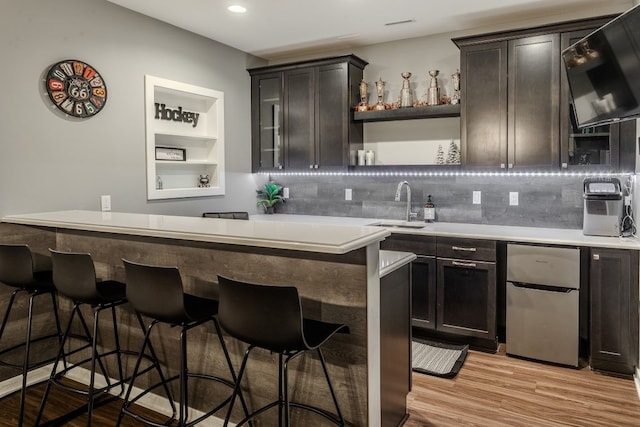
[0,244,35,287]
[218,276,305,352]
[123,259,186,324]
[202,212,249,220]
[49,249,100,303]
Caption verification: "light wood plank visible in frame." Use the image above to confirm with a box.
[405,345,640,427]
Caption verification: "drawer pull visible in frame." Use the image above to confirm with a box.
[452,246,477,252]
[452,261,477,268]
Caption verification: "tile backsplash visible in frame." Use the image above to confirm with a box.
[268,173,632,229]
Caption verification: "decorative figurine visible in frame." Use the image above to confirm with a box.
[374,77,386,110]
[451,69,461,105]
[580,40,599,60]
[427,70,440,106]
[357,79,369,112]
[198,174,211,188]
[400,72,413,108]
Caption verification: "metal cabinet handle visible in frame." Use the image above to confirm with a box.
[452,246,477,252]
[452,261,477,268]
[593,254,600,261]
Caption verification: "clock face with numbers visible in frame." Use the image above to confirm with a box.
[45,59,107,118]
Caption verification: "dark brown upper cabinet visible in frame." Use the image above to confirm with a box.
[454,15,635,171]
[458,41,508,168]
[248,55,367,172]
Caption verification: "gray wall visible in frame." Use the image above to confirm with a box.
[0,0,264,218]
[1,0,636,227]
[271,174,624,229]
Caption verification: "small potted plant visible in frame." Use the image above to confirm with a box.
[256,182,284,214]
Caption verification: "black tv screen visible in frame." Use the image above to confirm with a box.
[562,5,640,128]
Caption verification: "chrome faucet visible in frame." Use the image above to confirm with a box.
[395,181,416,222]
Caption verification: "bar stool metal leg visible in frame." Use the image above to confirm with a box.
[116,318,177,427]
[2,289,63,427]
[18,292,36,427]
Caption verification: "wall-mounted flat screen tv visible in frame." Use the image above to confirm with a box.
[562,5,640,128]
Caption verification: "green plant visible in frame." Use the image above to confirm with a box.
[256,182,284,210]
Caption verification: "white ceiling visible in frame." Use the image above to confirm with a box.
[106,0,632,60]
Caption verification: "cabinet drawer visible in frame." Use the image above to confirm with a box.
[437,237,496,262]
[381,234,436,256]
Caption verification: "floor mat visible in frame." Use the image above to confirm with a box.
[412,338,469,378]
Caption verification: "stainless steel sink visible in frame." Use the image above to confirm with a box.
[370,221,426,229]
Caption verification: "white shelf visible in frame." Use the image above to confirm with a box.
[145,75,225,200]
[156,160,218,165]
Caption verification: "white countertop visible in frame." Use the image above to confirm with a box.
[254,214,640,250]
[2,210,390,255]
[379,250,417,277]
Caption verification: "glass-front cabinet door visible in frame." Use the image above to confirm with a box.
[251,72,283,171]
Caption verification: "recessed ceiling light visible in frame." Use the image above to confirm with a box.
[228,5,247,13]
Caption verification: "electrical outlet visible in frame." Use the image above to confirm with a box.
[345,189,352,201]
[101,195,111,212]
[473,191,481,205]
[509,192,518,206]
[282,187,290,199]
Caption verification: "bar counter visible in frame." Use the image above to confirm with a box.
[0,210,412,427]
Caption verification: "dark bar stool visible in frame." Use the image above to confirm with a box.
[36,250,172,427]
[217,275,349,427]
[119,259,250,427]
[0,244,64,427]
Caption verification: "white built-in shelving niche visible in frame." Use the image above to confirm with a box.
[145,75,225,200]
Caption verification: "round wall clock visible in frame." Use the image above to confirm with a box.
[45,59,107,118]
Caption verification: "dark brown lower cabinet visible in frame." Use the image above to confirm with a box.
[437,258,497,340]
[589,248,639,376]
[411,256,436,330]
[380,234,437,332]
[380,263,411,427]
[382,234,498,350]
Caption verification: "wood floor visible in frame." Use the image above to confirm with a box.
[405,346,640,427]
[1,347,640,426]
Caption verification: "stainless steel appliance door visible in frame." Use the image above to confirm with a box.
[506,281,579,366]
[507,244,580,289]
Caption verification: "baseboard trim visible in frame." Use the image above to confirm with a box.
[1,366,233,426]
[0,364,54,399]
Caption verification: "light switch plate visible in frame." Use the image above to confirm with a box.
[282,187,290,199]
[345,189,352,201]
[101,195,111,212]
[509,192,518,206]
[473,191,481,205]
